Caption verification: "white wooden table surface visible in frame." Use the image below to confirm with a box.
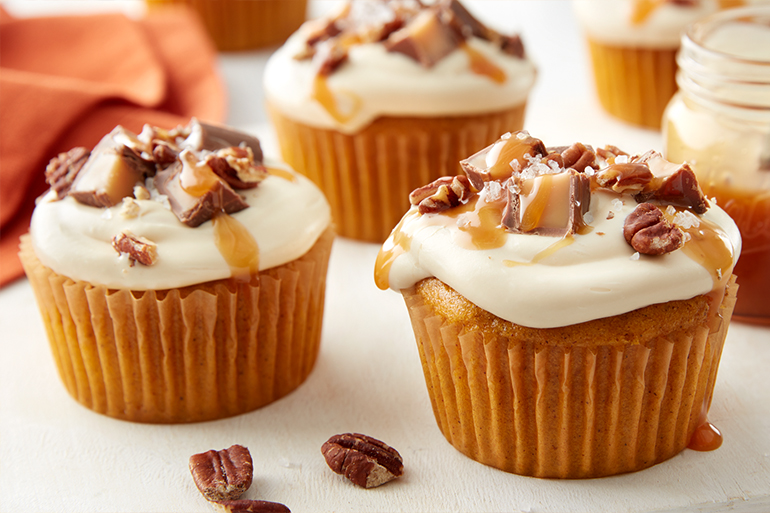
[2,2,769,512]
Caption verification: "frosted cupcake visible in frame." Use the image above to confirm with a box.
[375,131,741,478]
[21,119,333,423]
[265,0,536,242]
[573,0,751,129]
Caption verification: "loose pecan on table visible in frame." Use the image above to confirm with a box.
[623,203,685,256]
[216,499,291,513]
[321,433,404,488]
[189,445,254,502]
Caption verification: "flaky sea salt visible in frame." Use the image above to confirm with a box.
[630,252,641,261]
[611,198,624,211]
[615,155,629,164]
[583,212,594,224]
[674,210,700,229]
[485,180,503,201]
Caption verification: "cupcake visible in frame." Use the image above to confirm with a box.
[146,0,307,51]
[264,0,536,242]
[375,131,741,478]
[21,119,333,423]
[573,0,748,129]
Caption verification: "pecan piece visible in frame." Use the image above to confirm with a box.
[189,445,253,502]
[595,162,653,193]
[321,433,404,488]
[206,147,267,190]
[409,175,473,214]
[623,203,684,256]
[216,499,291,513]
[45,147,91,199]
[560,142,597,172]
[111,231,158,266]
[596,144,628,161]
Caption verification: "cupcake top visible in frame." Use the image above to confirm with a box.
[573,0,757,48]
[375,131,741,328]
[264,0,536,133]
[31,119,331,290]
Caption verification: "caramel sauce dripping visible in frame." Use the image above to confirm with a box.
[687,401,723,451]
[486,136,540,181]
[677,213,734,290]
[461,43,506,84]
[179,151,219,197]
[446,196,508,250]
[374,211,417,290]
[267,167,297,182]
[311,74,362,124]
[212,212,260,280]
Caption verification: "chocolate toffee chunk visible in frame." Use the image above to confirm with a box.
[184,119,264,161]
[460,132,547,184]
[502,170,591,237]
[69,127,154,208]
[153,150,249,228]
[385,7,463,67]
[635,161,708,214]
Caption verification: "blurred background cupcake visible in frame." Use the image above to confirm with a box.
[146,0,308,51]
[264,0,537,242]
[573,0,753,129]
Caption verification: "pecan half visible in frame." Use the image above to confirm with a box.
[623,203,684,256]
[216,500,291,513]
[111,231,158,266]
[206,147,267,190]
[560,142,597,172]
[409,175,473,214]
[321,433,404,488]
[45,147,91,199]
[189,445,253,502]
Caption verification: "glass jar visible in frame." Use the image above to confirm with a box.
[663,6,770,324]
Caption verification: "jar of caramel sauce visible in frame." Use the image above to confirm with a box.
[663,6,770,324]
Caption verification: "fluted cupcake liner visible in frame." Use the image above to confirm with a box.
[268,105,527,242]
[146,0,307,51]
[402,276,738,478]
[587,39,678,129]
[19,228,333,423]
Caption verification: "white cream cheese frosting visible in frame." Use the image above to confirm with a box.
[573,0,765,48]
[264,10,536,134]
[376,133,741,329]
[31,157,331,291]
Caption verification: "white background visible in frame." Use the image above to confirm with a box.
[1,2,769,512]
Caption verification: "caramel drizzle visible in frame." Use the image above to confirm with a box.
[179,151,219,197]
[445,195,509,250]
[212,212,260,280]
[460,43,506,84]
[503,236,575,267]
[374,211,417,290]
[267,167,297,182]
[676,213,734,290]
[311,74,362,124]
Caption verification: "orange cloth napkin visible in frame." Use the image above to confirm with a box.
[0,6,226,287]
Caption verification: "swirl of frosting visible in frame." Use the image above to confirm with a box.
[375,132,741,329]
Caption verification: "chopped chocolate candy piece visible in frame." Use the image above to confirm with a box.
[112,231,158,266]
[498,33,525,58]
[410,175,473,214]
[45,147,91,199]
[313,39,349,76]
[460,132,547,183]
[440,0,487,39]
[153,150,248,227]
[183,119,263,163]
[152,142,178,166]
[633,159,708,214]
[385,7,463,67]
[502,169,591,237]
[623,203,685,255]
[206,147,268,190]
[595,162,654,193]
[69,127,154,208]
